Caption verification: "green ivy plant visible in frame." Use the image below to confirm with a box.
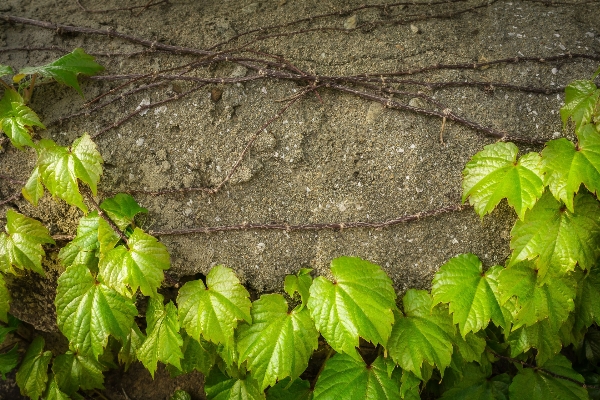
[1,50,600,399]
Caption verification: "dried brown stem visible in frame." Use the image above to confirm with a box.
[76,0,168,14]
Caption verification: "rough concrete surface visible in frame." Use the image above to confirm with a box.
[0,0,599,398]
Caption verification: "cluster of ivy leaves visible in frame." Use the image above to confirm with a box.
[2,49,600,399]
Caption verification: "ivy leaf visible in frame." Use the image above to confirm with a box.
[400,370,421,400]
[58,212,100,269]
[453,332,486,364]
[16,336,52,400]
[55,264,137,359]
[267,377,313,400]
[171,390,192,400]
[22,167,44,206]
[100,194,148,231]
[284,268,313,309]
[52,350,105,394]
[0,88,44,149]
[99,228,170,297]
[541,125,600,212]
[462,143,544,220]
[560,79,600,129]
[509,354,588,399]
[0,344,20,379]
[18,48,104,96]
[507,319,562,365]
[432,253,508,335]
[441,364,510,400]
[118,324,146,371]
[307,256,396,359]
[572,267,600,335]
[167,331,216,377]
[0,209,55,276]
[237,294,319,390]
[387,290,455,379]
[0,65,13,77]
[178,265,251,346]
[498,262,575,331]
[137,296,184,378]
[0,274,10,323]
[204,368,265,400]
[97,218,120,257]
[312,354,400,400]
[36,135,103,213]
[44,376,71,400]
[509,191,600,277]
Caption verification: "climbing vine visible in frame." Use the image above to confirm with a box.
[1,4,600,399]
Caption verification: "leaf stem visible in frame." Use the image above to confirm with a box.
[82,188,129,247]
[486,349,600,390]
[22,73,37,104]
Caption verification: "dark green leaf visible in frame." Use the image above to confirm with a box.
[441,363,509,400]
[267,378,313,400]
[0,344,19,379]
[313,354,400,400]
[44,376,71,400]
[509,191,600,277]
[462,143,543,220]
[560,79,600,129]
[0,209,54,276]
[307,256,396,359]
[100,194,148,231]
[18,48,104,96]
[52,350,105,394]
[400,370,421,400]
[0,88,44,149]
[237,294,319,390]
[509,354,588,399]
[137,296,183,378]
[453,331,486,364]
[507,319,562,366]
[178,265,251,346]
[16,336,52,400]
[387,290,455,379]
[55,264,137,359]
[118,324,146,371]
[541,125,600,212]
[432,253,508,335]
[167,331,216,377]
[284,268,313,309]
[572,267,600,335]
[205,368,265,400]
[0,274,10,323]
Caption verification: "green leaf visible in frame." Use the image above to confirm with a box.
[432,253,508,335]
[55,264,137,359]
[507,319,562,365]
[36,135,103,213]
[453,332,486,364]
[509,354,588,399]
[0,65,13,77]
[313,354,400,400]
[0,344,20,379]
[99,228,170,297]
[387,290,455,379]
[0,274,10,323]
[44,377,71,400]
[97,218,120,257]
[573,267,600,334]
[52,350,105,394]
[22,167,44,206]
[307,256,396,359]
[0,88,44,149]
[541,125,600,212]
[0,209,54,276]
[18,48,104,96]
[498,262,575,331]
[100,194,148,231]
[560,79,600,129]
[284,268,313,309]
[462,143,544,220]
[441,364,510,400]
[237,294,319,390]
[137,296,183,378]
[118,324,146,371]
[400,370,421,400]
[16,336,52,400]
[509,191,600,277]
[267,377,313,400]
[205,368,265,400]
[167,331,216,377]
[58,212,100,269]
[178,265,251,346]
[171,390,192,400]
